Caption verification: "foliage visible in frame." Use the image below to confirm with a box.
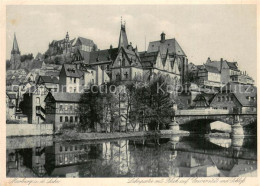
[20,53,34,62]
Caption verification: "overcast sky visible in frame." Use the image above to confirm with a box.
[6,5,256,80]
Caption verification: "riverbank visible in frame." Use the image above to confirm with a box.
[54,130,190,142]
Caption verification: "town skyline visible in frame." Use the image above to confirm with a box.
[6,5,256,81]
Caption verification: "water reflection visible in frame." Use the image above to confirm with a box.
[6,135,257,177]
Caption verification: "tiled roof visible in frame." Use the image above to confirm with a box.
[204,65,220,73]
[89,48,118,64]
[139,52,158,68]
[147,38,186,56]
[222,82,257,107]
[77,37,95,46]
[37,76,59,84]
[78,49,91,61]
[62,64,83,78]
[49,92,82,102]
[226,61,238,70]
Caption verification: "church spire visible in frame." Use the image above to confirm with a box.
[118,17,128,49]
[11,33,20,54]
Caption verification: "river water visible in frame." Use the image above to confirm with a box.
[6,135,257,177]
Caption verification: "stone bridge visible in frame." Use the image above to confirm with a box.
[169,109,257,136]
[175,109,256,126]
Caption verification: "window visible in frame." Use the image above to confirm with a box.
[91,71,93,75]
[65,104,68,111]
[70,77,72,83]
[60,146,62,152]
[226,96,228,101]
[74,87,76,93]
[69,87,72,93]
[92,79,94,84]
[116,73,120,81]
[36,97,40,104]
[124,72,128,79]
[65,146,68,151]
[75,146,77,150]
[65,116,68,122]
[75,116,78,122]
[70,146,73,151]
[70,116,73,122]
[59,104,63,110]
[74,78,76,83]
[231,96,233,101]
[223,107,228,110]
[60,116,63,122]
[70,105,73,111]
[222,96,225,101]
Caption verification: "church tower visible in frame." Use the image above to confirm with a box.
[118,19,129,49]
[10,33,21,69]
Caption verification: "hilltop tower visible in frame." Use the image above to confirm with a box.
[10,33,21,69]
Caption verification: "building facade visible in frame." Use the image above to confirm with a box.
[45,92,81,131]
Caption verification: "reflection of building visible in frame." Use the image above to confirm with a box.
[45,142,102,177]
[45,92,81,131]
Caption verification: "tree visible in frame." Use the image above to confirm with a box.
[133,74,175,131]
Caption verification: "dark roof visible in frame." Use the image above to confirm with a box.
[77,37,95,47]
[78,49,91,61]
[226,61,238,70]
[204,65,220,73]
[147,38,186,56]
[49,92,82,102]
[62,64,83,78]
[89,48,118,64]
[139,51,158,68]
[37,76,59,84]
[221,82,257,107]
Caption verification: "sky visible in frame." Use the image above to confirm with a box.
[6,5,257,81]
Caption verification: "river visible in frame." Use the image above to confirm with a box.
[6,135,257,177]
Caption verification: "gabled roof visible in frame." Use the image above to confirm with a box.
[37,76,59,84]
[221,82,257,107]
[226,61,238,70]
[78,49,91,61]
[139,51,159,68]
[89,48,118,64]
[46,92,82,103]
[62,64,83,78]
[203,65,220,74]
[147,38,186,56]
[76,37,95,47]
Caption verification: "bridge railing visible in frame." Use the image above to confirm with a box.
[175,108,230,116]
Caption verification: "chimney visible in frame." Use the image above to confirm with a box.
[220,58,223,71]
[110,44,113,49]
[160,32,165,42]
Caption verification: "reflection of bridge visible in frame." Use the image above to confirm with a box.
[175,109,257,126]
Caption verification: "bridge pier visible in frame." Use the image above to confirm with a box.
[231,115,244,137]
[169,117,180,134]
[169,136,180,149]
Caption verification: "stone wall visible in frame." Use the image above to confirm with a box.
[6,124,53,137]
